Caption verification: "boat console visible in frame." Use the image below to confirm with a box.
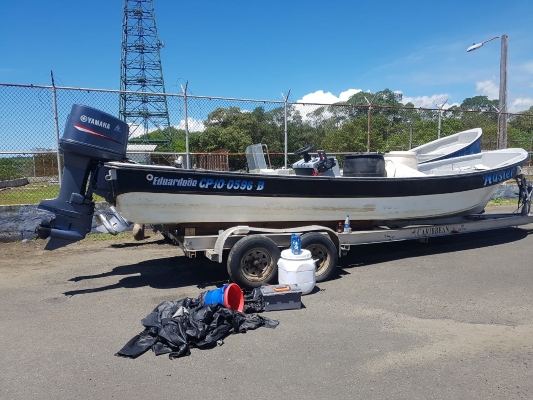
[292,145,340,177]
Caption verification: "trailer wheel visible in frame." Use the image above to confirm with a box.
[227,235,281,288]
[301,232,338,282]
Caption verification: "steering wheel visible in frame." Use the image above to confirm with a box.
[293,144,314,155]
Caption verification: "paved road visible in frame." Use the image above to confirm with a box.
[1,216,532,399]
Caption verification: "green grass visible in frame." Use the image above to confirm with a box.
[0,182,104,205]
[0,182,59,205]
[13,232,132,244]
[81,232,132,241]
[487,197,517,207]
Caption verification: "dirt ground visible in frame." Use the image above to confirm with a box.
[1,211,533,400]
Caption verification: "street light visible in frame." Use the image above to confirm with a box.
[467,35,508,149]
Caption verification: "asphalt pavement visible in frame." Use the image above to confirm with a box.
[1,215,532,400]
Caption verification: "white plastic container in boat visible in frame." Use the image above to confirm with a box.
[384,151,418,169]
[277,249,316,295]
[384,151,424,177]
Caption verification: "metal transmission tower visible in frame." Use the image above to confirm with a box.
[120,0,171,143]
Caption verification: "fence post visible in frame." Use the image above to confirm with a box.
[181,81,190,169]
[50,71,62,186]
[407,120,413,149]
[435,100,447,140]
[282,90,291,168]
[364,94,378,152]
[366,105,372,152]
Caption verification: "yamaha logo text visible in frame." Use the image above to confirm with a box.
[80,115,111,130]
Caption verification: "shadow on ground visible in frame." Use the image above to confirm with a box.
[339,226,532,269]
[322,226,533,283]
[64,226,532,296]
[64,243,231,297]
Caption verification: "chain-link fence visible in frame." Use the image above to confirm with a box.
[1,82,532,205]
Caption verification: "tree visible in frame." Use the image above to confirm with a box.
[193,126,252,153]
[151,127,187,152]
[509,106,533,132]
[508,106,533,149]
[459,96,499,112]
[200,106,273,151]
[344,88,403,107]
[320,118,368,153]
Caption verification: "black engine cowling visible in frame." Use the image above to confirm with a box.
[37,104,129,249]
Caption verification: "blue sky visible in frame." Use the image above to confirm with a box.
[2,0,533,112]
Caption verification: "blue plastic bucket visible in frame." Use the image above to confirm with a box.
[203,283,244,312]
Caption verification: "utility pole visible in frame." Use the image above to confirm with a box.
[498,34,508,149]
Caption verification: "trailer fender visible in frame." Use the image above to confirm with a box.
[211,225,340,263]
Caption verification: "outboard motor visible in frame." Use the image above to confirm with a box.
[36,104,129,249]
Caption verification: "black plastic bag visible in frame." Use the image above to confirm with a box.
[116,295,277,360]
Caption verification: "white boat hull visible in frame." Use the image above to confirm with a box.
[116,185,499,224]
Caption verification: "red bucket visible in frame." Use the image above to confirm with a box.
[204,283,244,312]
[223,283,244,312]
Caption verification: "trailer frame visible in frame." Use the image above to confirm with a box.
[163,208,532,288]
[159,175,533,288]
[169,211,533,258]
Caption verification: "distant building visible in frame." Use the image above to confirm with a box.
[126,144,157,164]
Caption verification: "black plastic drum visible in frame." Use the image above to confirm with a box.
[343,153,386,177]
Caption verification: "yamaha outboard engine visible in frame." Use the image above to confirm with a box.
[36,104,129,249]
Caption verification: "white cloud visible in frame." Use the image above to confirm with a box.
[338,89,362,102]
[401,93,456,109]
[475,80,499,100]
[292,89,363,123]
[127,118,206,139]
[509,97,533,113]
[296,89,362,104]
[128,123,146,139]
[298,89,464,110]
[522,61,533,74]
[474,79,533,112]
[174,117,205,132]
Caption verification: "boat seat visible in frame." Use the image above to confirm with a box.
[245,143,269,172]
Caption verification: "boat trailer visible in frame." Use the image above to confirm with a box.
[152,175,532,288]
[76,172,533,289]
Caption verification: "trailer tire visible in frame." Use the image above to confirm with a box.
[227,235,281,288]
[301,232,338,282]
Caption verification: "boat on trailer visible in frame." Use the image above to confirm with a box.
[36,105,530,251]
[35,105,533,288]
